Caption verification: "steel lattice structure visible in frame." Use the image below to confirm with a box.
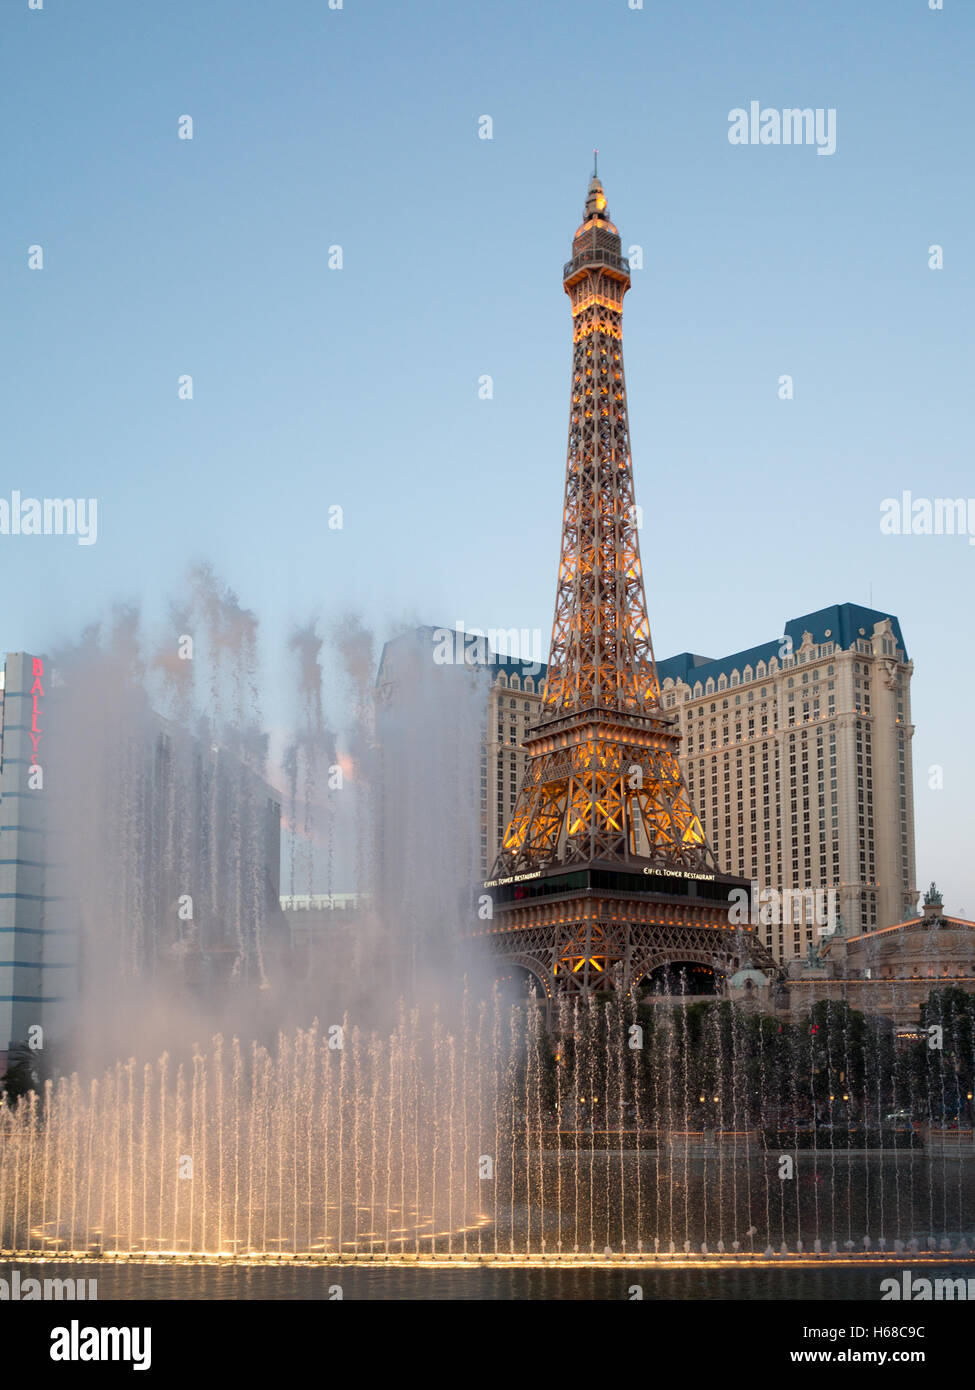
[481,172,778,999]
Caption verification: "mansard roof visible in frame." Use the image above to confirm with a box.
[656,602,907,689]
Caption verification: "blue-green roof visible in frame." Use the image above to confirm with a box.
[656,604,906,689]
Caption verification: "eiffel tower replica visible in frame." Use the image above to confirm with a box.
[483,166,776,999]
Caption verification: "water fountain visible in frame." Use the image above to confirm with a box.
[2,991,974,1267]
[2,574,974,1276]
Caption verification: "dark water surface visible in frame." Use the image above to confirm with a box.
[3,1259,956,1301]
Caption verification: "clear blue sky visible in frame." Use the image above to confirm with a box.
[2,0,972,910]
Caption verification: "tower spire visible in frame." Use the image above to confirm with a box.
[583,168,609,223]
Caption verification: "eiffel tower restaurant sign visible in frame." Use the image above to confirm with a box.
[476,170,775,1001]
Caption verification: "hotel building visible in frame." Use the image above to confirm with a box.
[0,653,70,1077]
[656,604,916,959]
[0,647,284,1074]
[380,604,917,965]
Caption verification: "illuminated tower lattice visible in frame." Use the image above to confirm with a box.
[482,170,775,1000]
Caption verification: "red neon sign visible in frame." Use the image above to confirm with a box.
[28,656,43,762]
